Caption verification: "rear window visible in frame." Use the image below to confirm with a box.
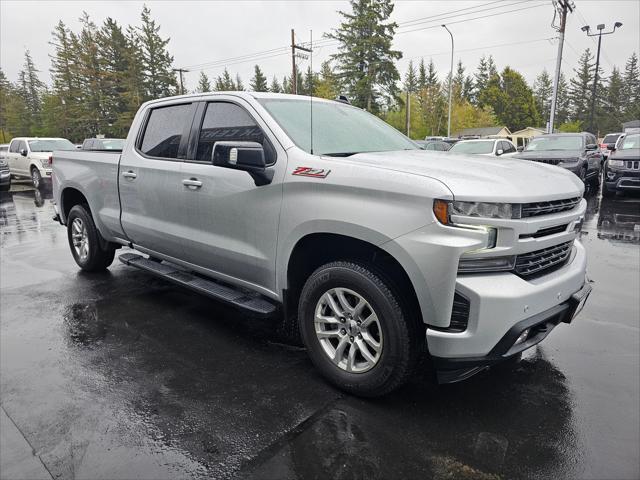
[140,104,193,159]
[603,134,621,144]
[449,141,494,154]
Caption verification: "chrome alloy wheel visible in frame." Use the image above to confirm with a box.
[314,287,383,373]
[71,218,89,261]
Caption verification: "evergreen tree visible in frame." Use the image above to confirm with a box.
[555,72,570,127]
[404,60,417,93]
[235,74,244,91]
[601,67,626,133]
[17,50,46,129]
[282,75,291,94]
[215,69,235,91]
[76,12,106,137]
[250,65,268,92]
[568,48,595,128]
[452,60,471,102]
[623,52,640,120]
[417,59,427,91]
[315,61,339,99]
[269,76,282,93]
[197,71,212,93]
[302,67,318,96]
[473,55,497,104]
[138,5,177,99]
[533,69,553,126]
[117,25,146,135]
[326,0,402,112]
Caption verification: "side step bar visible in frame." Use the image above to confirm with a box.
[118,253,277,316]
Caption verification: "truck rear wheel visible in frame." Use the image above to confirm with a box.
[298,261,420,397]
[67,205,115,271]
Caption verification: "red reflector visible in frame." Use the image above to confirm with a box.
[48,155,53,166]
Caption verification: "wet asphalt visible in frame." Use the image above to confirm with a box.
[0,180,638,480]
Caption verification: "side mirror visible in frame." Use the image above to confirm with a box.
[517,146,524,152]
[212,141,273,186]
[20,148,27,157]
[496,149,504,156]
[606,144,616,151]
[586,143,598,151]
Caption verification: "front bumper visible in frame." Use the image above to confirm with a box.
[605,168,640,191]
[427,240,589,382]
[0,170,10,185]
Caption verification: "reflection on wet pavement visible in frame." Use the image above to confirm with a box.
[1,186,639,480]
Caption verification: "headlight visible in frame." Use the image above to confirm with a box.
[433,199,498,249]
[608,159,624,168]
[434,199,521,222]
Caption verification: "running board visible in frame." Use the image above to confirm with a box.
[118,253,277,315]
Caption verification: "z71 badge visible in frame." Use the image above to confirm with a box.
[292,167,331,178]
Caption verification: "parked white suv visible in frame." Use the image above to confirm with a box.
[449,138,518,157]
[7,137,76,188]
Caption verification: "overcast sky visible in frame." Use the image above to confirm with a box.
[1,0,638,90]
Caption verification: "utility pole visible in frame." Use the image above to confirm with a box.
[442,25,454,138]
[548,0,572,134]
[290,29,312,95]
[173,68,189,95]
[581,22,623,134]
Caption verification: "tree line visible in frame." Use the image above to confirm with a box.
[1,0,638,143]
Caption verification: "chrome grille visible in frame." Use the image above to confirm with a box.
[520,197,581,218]
[625,160,640,170]
[515,241,573,277]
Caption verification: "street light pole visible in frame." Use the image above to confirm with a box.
[581,22,622,134]
[442,25,454,138]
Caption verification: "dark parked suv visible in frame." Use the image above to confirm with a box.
[603,133,640,197]
[515,132,602,185]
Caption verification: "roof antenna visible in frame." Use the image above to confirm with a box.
[309,29,314,155]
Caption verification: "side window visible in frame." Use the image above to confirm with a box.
[505,142,515,153]
[18,140,28,152]
[9,140,19,153]
[196,102,272,163]
[497,141,506,153]
[425,143,436,151]
[140,103,193,159]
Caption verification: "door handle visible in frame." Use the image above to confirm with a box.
[182,178,202,189]
[122,171,137,179]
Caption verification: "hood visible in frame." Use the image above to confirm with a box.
[336,150,584,203]
[514,150,581,161]
[611,149,640,160]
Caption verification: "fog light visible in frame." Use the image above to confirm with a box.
[514,328,530,346]
[606,172,616,180]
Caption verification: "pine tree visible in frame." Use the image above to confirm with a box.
[404,60,417,93]
[417,59,427,91]
[269,76,282,93]
[473,55,497,105]
[215,69,235,91]
[235,74,244,91]
[533,69,553,125]
[555,72,570,127]
[138,5,177,100]
[568,48,595,128]
[302,67,317,96]
[197,71,212,93]
[18,50,46,124]
[601,67,625,132]
[281,76,291,94]
[623,52,640,120]
[326,0,402,112]
[117,25,146,135]
[250,65,268,92]
[315,61,339,99]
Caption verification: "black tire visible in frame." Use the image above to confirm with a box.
[0,182,9,192]
[298,261,420,397]
[30,167,43,189]
[578,166,588,186]
[67,204,115,272]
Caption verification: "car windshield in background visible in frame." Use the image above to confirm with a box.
[28,139,76,152]
[620,134,639,150]
[603,134,621,144]
[449,141,494,154]
[258,98,417,156]
[525,136,583,151]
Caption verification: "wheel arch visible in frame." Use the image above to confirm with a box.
[60,187,90,224]
[284,232,424,329]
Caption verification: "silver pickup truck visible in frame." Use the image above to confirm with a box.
[52,92,591,396]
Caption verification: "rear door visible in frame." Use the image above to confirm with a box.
[585,133,601,173]
[178,98,286,294]
[119,101,197,259]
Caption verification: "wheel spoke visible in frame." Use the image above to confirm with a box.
[356,338,376,364]
[360,312,378,329]
[332,336,350,364]
[315,313,340,325]
[336,289,353,313]
[323,292,343,317]
[361,332,381,353]
[346,344,357,372]
[316,329,341,339]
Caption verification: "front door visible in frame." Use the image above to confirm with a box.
[119,101,196,259]
[178,99,286,294]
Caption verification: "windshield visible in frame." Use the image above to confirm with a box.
[258,98,417,156]
[525,136,583,151]
[603,134,621,144]
[449,141,494,154]
[28,139,76,152]
[620,134,639,150]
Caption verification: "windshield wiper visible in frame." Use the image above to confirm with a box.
[323,152,361,157]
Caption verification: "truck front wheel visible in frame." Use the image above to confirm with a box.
[67,205,115,271]
[298,261,420,397]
